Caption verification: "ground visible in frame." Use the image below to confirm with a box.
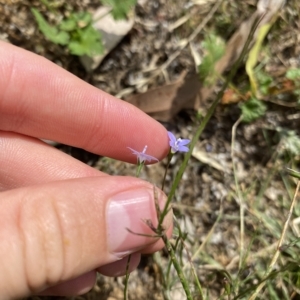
[1,0,300,299]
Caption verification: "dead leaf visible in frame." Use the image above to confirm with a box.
[192,147,232,174]
[126,72,201,122]
[221,89,242,105]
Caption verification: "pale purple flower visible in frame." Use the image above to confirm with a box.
[168,131,190,153]
[127,145,159,163]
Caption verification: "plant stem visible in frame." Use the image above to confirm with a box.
[162,234,193,300]
[231,116,244,271]
[158,13,263,228]
[177,222,204,299]
[161,153,173,191]
[136,161,144,177]
[124,254,131,300]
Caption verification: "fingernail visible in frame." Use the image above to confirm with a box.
[107,188,170,257]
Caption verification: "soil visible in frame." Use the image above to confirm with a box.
[1,0,300,299]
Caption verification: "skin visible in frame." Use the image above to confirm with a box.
[0,41,173,299]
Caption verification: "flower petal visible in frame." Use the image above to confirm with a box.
[127,147,139,155]
[127,146,158,163]
[141,153,159,162]
[178,139,190,146]
[167,131,176,146]
[128,147,140,153]
[178,145,189,152]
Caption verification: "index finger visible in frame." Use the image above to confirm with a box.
[0,42,169,162]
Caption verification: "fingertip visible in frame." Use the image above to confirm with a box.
[106,186,172,257]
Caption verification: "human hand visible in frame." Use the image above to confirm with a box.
[0,41,172,298]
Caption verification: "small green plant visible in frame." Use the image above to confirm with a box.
[100,0,137,20]
[31,8,103,56]
[237,66,300,124]
[32,1,137,56]
[256,69,273,95]
[198,33,225,86]
[277,128,300,157]
[240,97,267,123]
[285,68,300,98]
[31,8,69,46]
[286,68,300,83]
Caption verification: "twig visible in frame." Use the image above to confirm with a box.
[225,242,277,271]
[138,0,223,89]
[248,180,300,300]
[231,116,244,272]
[160,0,223,71]
[262,97,299,107]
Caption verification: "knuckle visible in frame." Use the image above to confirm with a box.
[18,189,67,292]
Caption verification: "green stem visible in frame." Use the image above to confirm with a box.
[158,14,262,228]
[162,234,193,300]
[123,160,145,298]
[124,254,131,300]
[161,153,173,191]
[136,161,145,177]
[177,220,204,299]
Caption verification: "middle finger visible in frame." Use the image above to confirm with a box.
[0,131,104,191]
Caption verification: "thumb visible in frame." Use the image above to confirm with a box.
[0,176,172,299]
